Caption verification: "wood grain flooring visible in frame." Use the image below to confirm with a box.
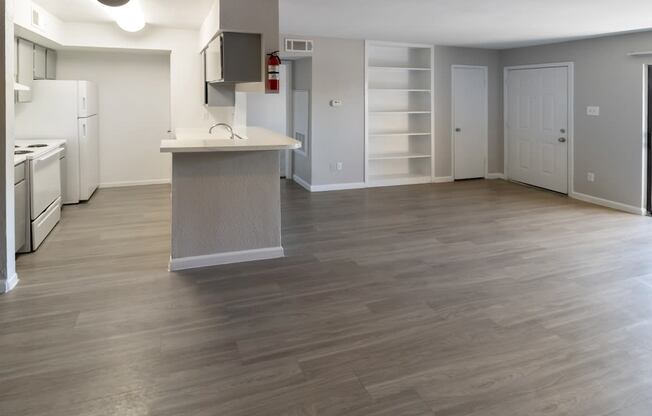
[3,179,652,415]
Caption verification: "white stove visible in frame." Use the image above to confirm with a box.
[15,139,66,252]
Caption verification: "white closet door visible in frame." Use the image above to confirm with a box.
[453,66,487,180]
[506,66,568,193]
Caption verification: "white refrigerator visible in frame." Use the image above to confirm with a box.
[15,80,100,204]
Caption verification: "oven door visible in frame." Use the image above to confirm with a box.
[30,148,63,220]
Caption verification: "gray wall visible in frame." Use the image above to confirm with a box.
[501,30,652,208]
[283,35,365,186]
[434,46,502,177]
[310,36,365,186]
[291,57,312,182]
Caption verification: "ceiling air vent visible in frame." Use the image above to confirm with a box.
[285,38,313,53]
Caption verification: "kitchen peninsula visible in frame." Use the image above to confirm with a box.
[160,127,300,271]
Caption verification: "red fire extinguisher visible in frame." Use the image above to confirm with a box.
[267,51,281,93]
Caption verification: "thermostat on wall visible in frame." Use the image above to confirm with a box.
[330,100,342,107]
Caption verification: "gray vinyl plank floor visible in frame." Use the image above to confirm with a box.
[3,179,652,415]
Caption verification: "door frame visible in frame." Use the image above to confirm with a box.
[503,62,575,195]
[451,65,489,179]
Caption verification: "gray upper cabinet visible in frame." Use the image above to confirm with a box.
[33,44,46,80]
[46,48,57,80]
[17,38,34,102]
[204,32,262,83]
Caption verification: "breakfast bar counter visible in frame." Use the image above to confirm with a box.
[160,127,300,271]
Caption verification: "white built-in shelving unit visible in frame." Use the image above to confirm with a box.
[365,41,435,187]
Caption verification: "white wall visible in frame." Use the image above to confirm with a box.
[14,0,234,134]
[57,51,172,187]
[2,0,17,292]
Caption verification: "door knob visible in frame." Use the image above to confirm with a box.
[558,137,567,143]
[455,128,461,132]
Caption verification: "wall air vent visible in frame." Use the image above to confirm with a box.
[32,7,43,29]
[285,38,313,53]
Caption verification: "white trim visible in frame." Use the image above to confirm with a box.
[486,173,506,180]
[310,182,367,192]
[503,62,575,195]
[451,65,489,180]
[1,273,18,294]
[364,41,369,184]
[293,174,366,192]
[292,174,311,191]
[570,192,645,215]
[642,64,649,214]
[433,176,454,183]
[169,247,285,271]
[100,179,170,189]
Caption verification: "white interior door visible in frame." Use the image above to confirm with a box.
[506,66,569,194]
[293,90,309,157]
[453,66,487,180]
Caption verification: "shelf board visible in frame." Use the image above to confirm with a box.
[369,66,431,71]
[369,132,431,137]
[367,174,432,187]
[369,111,431,115]
[368,88,431,92]
[369,152,431,160]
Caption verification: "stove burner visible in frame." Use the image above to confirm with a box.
[27,144,48,148]
[15,150,33,155]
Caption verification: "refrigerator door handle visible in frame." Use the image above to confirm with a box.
[82,122,87,138]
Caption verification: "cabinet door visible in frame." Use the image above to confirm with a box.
[14,180,27,253]
[17,38,33,102]
[46,49,57,79]
[34,44,47,80]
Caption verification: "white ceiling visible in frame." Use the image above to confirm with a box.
[34,0,214,30]
[279,0,652,49]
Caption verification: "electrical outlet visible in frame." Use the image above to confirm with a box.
[336,162,343,171]
[587,106,600,116]
[587,172,595,182]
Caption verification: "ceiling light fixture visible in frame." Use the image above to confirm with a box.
[97,0,146,33]
[98,0,130,6]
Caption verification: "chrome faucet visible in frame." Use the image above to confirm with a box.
[209,122,235,139]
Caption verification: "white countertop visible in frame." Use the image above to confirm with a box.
[160,127,301,153]
[14,155,26,166]
[15,139,66,165]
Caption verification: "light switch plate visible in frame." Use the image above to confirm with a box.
[587,106,600,116]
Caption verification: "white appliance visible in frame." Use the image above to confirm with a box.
[14,141,65,252]
[15,80,99,204]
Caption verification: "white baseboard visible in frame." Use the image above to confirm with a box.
[310,182,367,192]
[1,273,18,294]
[293,175,366,192]
[169,246,285,271]
[570,191,645,215]
[292,174,312,191]
[486,173,506,180]
[433,176,454,183]
[100,179,171,189]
